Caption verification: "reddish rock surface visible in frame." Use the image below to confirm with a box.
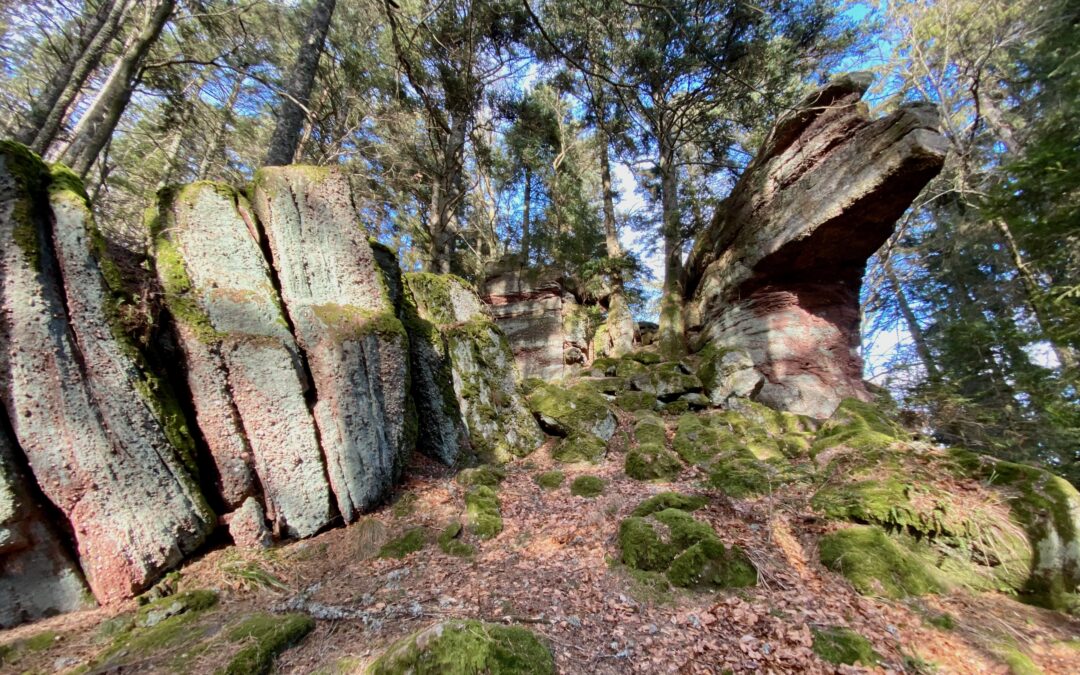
[684,73,948,417]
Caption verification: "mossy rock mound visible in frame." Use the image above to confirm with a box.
[367,620,555,675]
[535,471,565,490]
[811,397,907,457]
[623,351,661,365]
[672,414,722,464]
[437,521,475,557]
[456,465,506,487]
[811,626,880,666]
[379,527,430,559]
[552,434,606,464]
[629,362,703,401]
[527,382,616,441]
[619,507,756,589]
[819,525,946,599]
[570,475,606,498]
[219,613,315,675]
[613,390,658,412]
[625,443,683,481]
[631,492,708,517]
[466,486,502,539]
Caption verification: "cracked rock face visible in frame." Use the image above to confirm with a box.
[684,73,948,418]
[407,273,544,463]
[252,167,410,521]
[0,145,214,604]
[153,182,334,538]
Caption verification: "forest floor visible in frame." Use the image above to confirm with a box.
[3,412,1080,674]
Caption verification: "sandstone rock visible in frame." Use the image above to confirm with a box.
[252,166,410,519]
[482,265,594,380]
[698,348,763,406]
[0,144,214,602]
[683,73,947,418]
[153,182,333,538]
[527,382,617,441]
[629,362,704,402]
[1,423,92,627]
[228,497,273,549]
[407,273,543,462]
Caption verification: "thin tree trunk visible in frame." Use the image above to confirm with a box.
[884,257,940,380]
[521,166,531,263]
[657,132,685,360]
[59,0,175,177]
[29,0,132,155]
[598,121,634,357]
[196,67,246,180]
[264,0,337,166]
[992,218,1077,369]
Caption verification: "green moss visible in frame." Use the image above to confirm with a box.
[311,303,407,342]
[379,527,430,558]
[456,465,506,488]
[819,526,945,599]
[811,626,880,666]
[811,398,907,457]
[706,454,774,498]
[672,414,721,464]
[90,590,220,670]
[579,376,626,395]
[614,359,648,378]
[368,619,555,675]
[466,486,503,539]
[633,416,667,446]
[614,390,658,412]
[570,475,606,498]
[589,357,619,376]
[217,613,315,675]
[153,230,222,344]
[437,521,475,557]
[992,643,1043,675]
[0,629,60,666]
[136,589,219,624]
[625,443,683,481]
[553,434,606,464]
[666,540,757,588]
[527,382,613,439]
[624,351,661,365]
[631,492,707,517]
[619,515,680,572]
[1,141,49,272]
[405,272,477,326]
[535,471,565,490]
[661,400,690,415]
[925,612,955,630]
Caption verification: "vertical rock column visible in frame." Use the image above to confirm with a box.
[1,420,92,628]
[152,182,334,538]
[406,273,543,462]
[252,167,411,520]
[0,142,214,603]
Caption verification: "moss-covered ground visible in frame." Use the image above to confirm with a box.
[4,368,1080,674]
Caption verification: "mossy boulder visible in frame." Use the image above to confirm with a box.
[527,382,616,441]
[588,357,619,377]
[456,465,506,488]
[552,434,606,464]
[437,521,475,557]
[811,626,880,666]
[625,444,683,481]
[613,390,658,412]
[705,453,777,498]
[672,414,722,464]
[623,351,661,365]
[631,492,708,517]
[629,362,703,401]
[570,475,606,498]
[367,619,555,675]
[379,528,430,559]
[619,507,757,589]
[819,526,945,599]
[535,471,565,490]
[466,486,502,539]
[811,397,907,457]
[578,376,626,395]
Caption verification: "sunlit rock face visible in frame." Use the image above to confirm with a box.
[683,73,948,418]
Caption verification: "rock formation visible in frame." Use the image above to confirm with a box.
[407,273,543,462]
[251,167,412,521]
[481,264,596,381]
[683,73,948,418]
[0,143,214,604]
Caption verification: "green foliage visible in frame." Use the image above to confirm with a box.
[535,471,565,490]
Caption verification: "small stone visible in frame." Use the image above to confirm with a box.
[228,497,273,549]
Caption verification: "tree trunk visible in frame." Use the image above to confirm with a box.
[156,73,207,190]
[598,123,635,357]
[884,256,940,380]
[196,67,246,180]
[15,0,122,149]
[264,0,337,166]
[521,166,531,263]
[58,0,175,177]
[657,134,685,359]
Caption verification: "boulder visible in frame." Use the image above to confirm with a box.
[0,143,214,602]
[252,167,411,520]
[697,347,763,406]
[153,182,334,538]
[1,424,92,627]
[683,73,948,418]
[227,497,273,549]
[527,382,617,441]
[406,273,543,462]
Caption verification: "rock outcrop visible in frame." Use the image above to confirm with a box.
[407,273,543,462]
[0,143,214,604]
[152,182,334,538]
[251,167,412,520]
[683,73,948,418]
[481,264,597,380]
